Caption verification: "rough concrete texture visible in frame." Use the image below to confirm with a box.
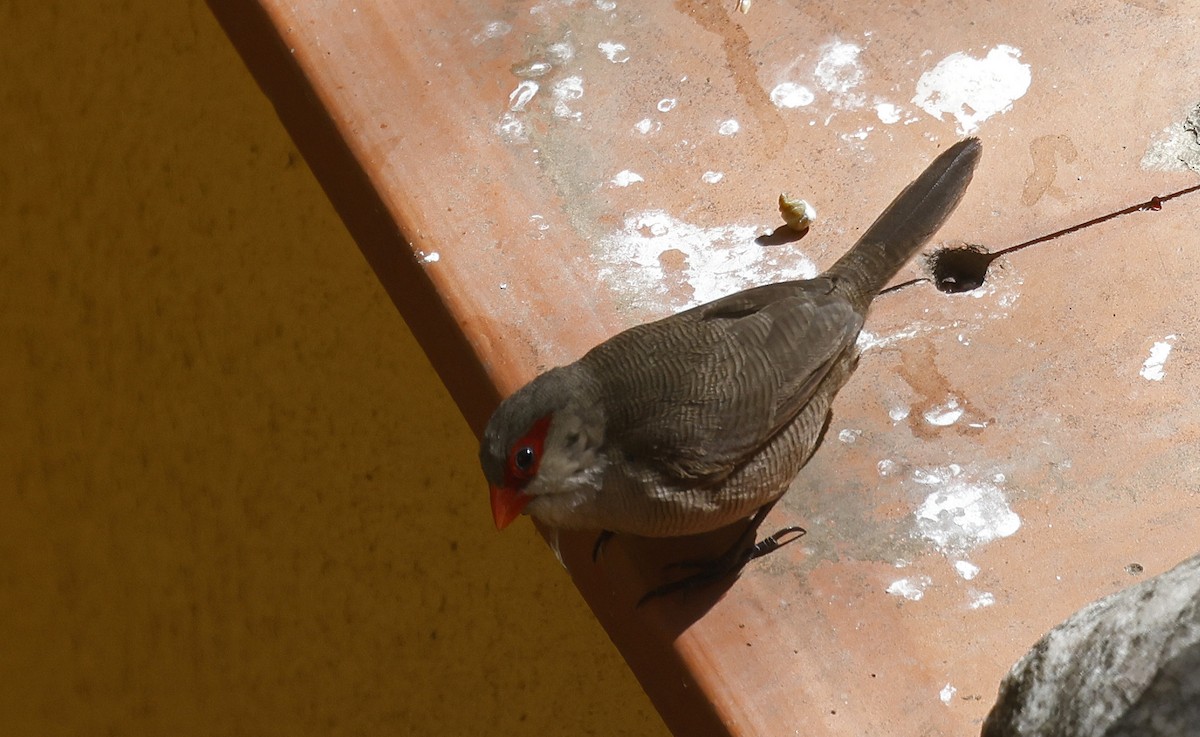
[983,554,1200,737]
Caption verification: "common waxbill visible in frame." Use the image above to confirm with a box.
[481,139,982,581]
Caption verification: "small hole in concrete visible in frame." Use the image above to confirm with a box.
[926,244,996,294]
[917,182,1200,297]
[877,183,1200,301]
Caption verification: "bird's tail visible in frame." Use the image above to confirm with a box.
[826,137,982,310]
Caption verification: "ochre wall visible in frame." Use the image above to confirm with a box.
[0,1,667,734]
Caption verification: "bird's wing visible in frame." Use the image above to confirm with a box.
[587,279,862,481]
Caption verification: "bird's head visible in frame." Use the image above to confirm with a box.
[479,366,607,530]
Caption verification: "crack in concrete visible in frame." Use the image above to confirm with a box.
[880,181,1200,296]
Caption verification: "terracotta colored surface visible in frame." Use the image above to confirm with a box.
[208,1,1200,734]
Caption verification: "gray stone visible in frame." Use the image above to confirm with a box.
[982,554,1200,737]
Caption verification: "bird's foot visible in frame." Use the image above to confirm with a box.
[663,525,806,572]
[747,525,806,561]
[638,525,807,606]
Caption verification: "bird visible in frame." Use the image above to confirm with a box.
[480,138,982,599]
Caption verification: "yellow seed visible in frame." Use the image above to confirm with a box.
[779,194,816,232]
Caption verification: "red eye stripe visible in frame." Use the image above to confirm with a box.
[504,415,553,488]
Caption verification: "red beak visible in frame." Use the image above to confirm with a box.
[490,485,531,530]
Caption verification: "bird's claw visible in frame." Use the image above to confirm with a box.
[638,525,807,606]
[748,525,806,560]
[591,530,615,563]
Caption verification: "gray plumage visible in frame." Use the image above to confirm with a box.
[481,138,982,537]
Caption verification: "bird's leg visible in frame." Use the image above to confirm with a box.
[591,529,615,562]
[638,503,806,606]
[666,502,804,571]
[747,525,807,560]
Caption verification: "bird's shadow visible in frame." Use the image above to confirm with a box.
[551,524,757,635]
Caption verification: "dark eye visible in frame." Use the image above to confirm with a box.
[514,446,536,471]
